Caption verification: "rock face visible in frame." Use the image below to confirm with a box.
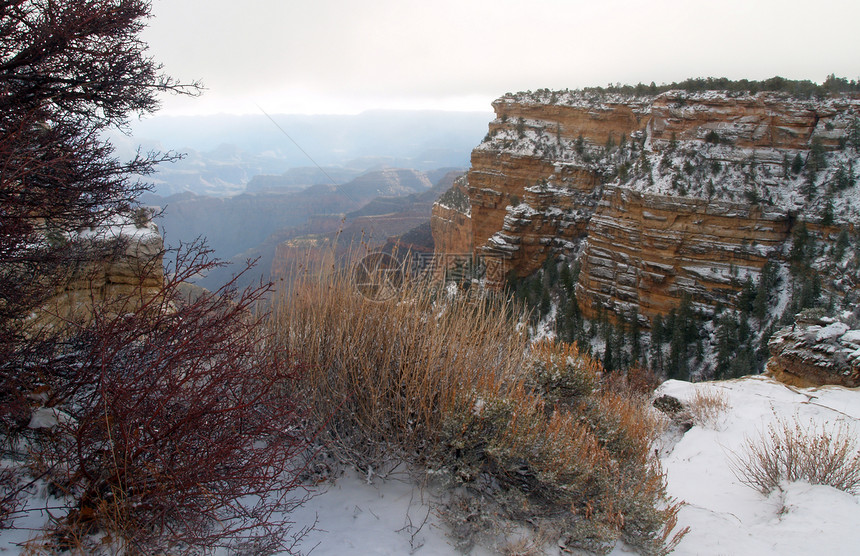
[432,89,860,323]
[40,218,164,328]
[430,175,473,257]
[578,188,790,319]
[648,92,847,150]
[766,314,860,387]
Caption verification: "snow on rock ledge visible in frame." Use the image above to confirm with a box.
[767,312,860,387]
[37,211,164,330]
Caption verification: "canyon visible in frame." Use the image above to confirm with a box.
[432,89,860,325]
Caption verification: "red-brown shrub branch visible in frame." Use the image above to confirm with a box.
[26,244,312,554]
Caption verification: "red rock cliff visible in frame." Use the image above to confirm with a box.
[432,89,860,323]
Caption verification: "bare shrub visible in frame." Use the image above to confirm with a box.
[730,415,860,495]
[0,468,24,529]
[0,0,198,366]
[687,387,731,429]
[18,245,310,555]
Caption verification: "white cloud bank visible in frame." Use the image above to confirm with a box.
[143,0,860,115]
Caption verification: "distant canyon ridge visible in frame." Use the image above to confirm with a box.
[139,110,491,290]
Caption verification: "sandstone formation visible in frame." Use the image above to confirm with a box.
[432,89,860,324]
[430,175,473,257]
[39,216,164,329]
[578,188,790,319]
[766,313,860,388]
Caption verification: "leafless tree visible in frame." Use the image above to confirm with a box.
[0,3,312,552]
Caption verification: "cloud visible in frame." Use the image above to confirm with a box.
[144,0,860,114]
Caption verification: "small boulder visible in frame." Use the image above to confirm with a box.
[653,394,684,415]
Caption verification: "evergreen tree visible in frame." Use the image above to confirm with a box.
[665,295,698,380]
[849,117,860,150]
[667,321,687,379]
[516,117,526,138]
[807,136,827,175]
[791,153,804,174]
[575,134,585,154]
[668,132,678,151]
[831,162,855,191]
[603,327,615,372]
[715,312,739,379]
[615,313,629,369]
[789,223,813,274]
[738,276,756,313]
[560,263,573,293]
[728,346,755,378]
[544,257,559,286]
[539,286,551,317]
[650,314,664,372]
[629,309,643,366]
[822,195,835,226]
[834,230,850,261]
[801,174,814,200]
[798,273,822,310]
[753,261,777,321]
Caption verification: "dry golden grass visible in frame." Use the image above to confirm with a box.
[268,257,528,469]
[585,390,663,463]
[435,340,686,554]
[268,255,685,554]
[687,386,731,429]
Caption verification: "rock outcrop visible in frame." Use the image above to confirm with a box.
[430,175,473,257]
[432,89,860,323]
[39,216,164,329]
[578,188,790,319]
[766,313,860,387]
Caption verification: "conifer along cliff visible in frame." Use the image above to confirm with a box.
[432,89,860,325]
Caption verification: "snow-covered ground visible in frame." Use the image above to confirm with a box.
[281,470,492,556]
[657,376,860,556]
[3,376,858,555]
[282,376,860,555]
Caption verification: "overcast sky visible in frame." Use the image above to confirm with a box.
[142,0,860,116]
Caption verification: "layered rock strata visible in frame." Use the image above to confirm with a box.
[577,188,790,319]
[432,89,860,323]
[40,217,164,328]
[766,314,860,387]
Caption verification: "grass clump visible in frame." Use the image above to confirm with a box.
[434,341,686,555]
[731,415,860,495]
[687,386,731,429]
[269,259,686,554]
[268,259,528,471]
